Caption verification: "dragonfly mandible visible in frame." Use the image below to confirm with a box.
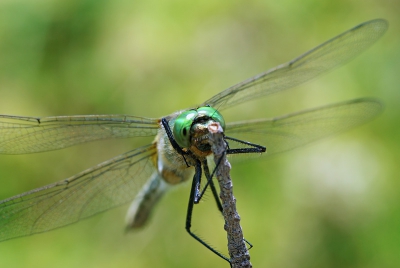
[0,19,387,263]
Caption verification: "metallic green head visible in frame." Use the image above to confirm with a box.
[172,106,225,149]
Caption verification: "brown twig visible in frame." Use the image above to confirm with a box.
[208,122,252,268]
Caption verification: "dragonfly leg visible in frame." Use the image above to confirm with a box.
[161,117,189,166]
[195,158,254,255]
[225,135,266,154]
[193,160,223,213]
[196,134,264,207]
[203,158,254,251]
[185,159,230,264]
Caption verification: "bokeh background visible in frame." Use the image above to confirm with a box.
[0,0,399,267]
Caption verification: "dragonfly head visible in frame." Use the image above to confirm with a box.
[173,106,225,156]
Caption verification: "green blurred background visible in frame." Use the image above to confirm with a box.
[0,0,399,267]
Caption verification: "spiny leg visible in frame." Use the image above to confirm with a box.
[225,136,266,154]
[161,117,189,166]
[199,152,254,251]
[185,159,230,263]
[198,135,266,200]
[199,159,223,213]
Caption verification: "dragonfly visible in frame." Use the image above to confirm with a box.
[0,19,387,264]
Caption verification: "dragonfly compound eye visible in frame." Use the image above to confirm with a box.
[173,110,197,148]
[197,106,226,130]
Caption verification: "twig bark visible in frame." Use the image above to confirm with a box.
[208,122,252,268]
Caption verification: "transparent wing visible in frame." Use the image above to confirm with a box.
[226,98,382,156]
[0,114,159,154]
[0,144,156,242]
[203,19,388,111]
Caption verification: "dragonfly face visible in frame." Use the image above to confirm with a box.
[0,19,388,263]
[174,107,225,156]
[152,106,225,184]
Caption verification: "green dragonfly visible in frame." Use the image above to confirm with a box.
[0,19,387,263]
